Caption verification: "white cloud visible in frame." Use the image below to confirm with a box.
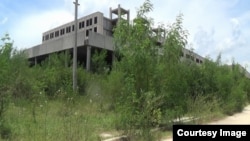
[145,0,250,73]
[231,18,239,27]
[168,0,250,68]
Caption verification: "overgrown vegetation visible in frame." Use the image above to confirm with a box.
[111,0,250,140]
[0,0,250,140]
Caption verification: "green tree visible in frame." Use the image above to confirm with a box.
[0,34,13,122]
[39,52,73,98]
[112,0,189,139]
[0,34,41,139]
[91,49,109,73]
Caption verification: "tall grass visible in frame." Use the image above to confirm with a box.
[5,96,117,141]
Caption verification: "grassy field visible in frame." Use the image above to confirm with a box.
[3,96,169,141]
[4,96,116,141]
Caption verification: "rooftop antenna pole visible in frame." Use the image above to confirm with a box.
[73,0,79,92]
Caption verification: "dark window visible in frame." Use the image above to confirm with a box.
[89,18,92,25]
[86,20,89,26]
[82,21,85,28]
[94,17,97,24]
[55,31,59,37]
[94,27,97,32]
[66,26,71,33]
[200,60,203,64]
[196,58,200,63]
[72,25,75,31]
[45,34,49,40]
[50,33,54,39]
[60,29,65,35]
[86,30,89,36]
[79,22,82,29]
[79,21,85,29]
[42,36,45,41]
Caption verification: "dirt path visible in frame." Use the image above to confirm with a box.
[162,105,250,141]
[208,105,250,124]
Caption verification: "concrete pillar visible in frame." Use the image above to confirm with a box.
[110,7,112,19]
[118,4,121,21]
[86,46,92,71]
[127,10,130,22]
[34,57,37,66]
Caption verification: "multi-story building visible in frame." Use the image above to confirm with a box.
[22,2,250,89]
[25,4,130,70]
[25,4,206,71]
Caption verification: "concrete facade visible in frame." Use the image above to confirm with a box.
[24,4,205,71]
[25,4,130,70]
[181,48,204,64]
[24,4,250,79]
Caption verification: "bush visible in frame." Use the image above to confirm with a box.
[0,122,12,140]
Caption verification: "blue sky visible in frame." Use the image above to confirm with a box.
[1,0,250,71]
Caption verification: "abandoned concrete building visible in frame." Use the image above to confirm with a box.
[24,4,208,71]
